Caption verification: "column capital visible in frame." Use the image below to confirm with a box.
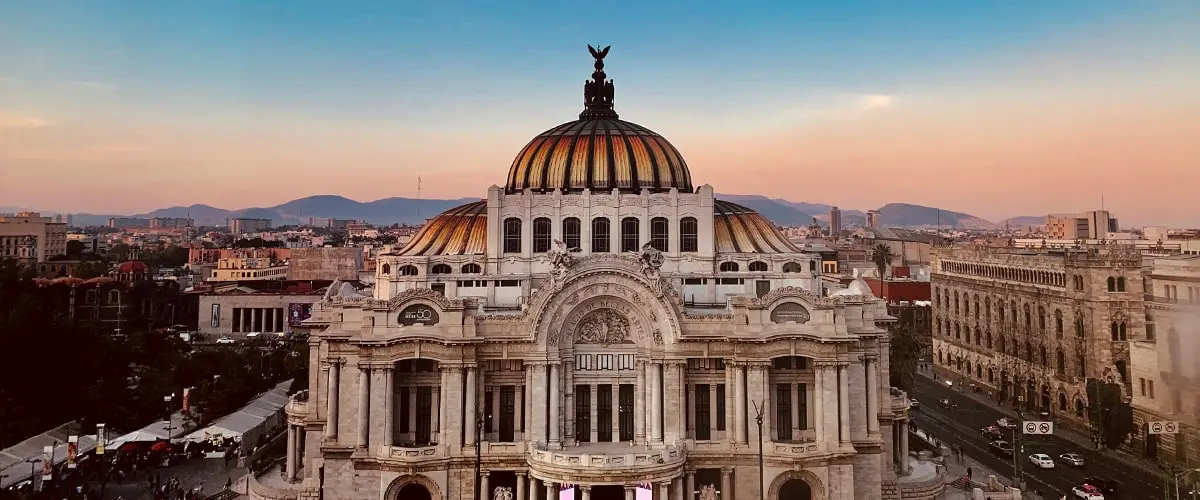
[862,354,880,363]
[720,467,734,476]
[515,471,526,478]
[356,362,373,370]
[324,357,346,366]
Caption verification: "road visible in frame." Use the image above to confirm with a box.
[911,375,1167,499]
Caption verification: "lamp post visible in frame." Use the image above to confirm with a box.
[751,400,764,500]
[1173,468,1200,500]
[1012,395,1024,491]
[164,394,175,442]
[97,423,109,500]
[26,458,41,492]
[474,416,484,500]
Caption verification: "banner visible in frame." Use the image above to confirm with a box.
[182,388,191,413]
[67,436,78,469]
[96,424,106,455]
[41,445,53,480]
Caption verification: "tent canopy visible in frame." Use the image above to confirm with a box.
[0,425,97,490]
[184,380,292,443]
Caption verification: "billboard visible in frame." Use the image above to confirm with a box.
[289,303,313,327]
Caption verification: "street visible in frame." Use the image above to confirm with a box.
[911,375,1168,499]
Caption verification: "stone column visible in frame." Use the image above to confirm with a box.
[790,383,801,439]
[725,367,735,445]
[659,482,669,500]
[674,477,684,500]
[549,363,561,446]
[480,472,489,500]
[612,382,621,441]
[650,362,663,442]
[439,367,460,448]
[382,367,394,446]
[720,468,733,500]
[357,365,370,447]
[516,382,525,441]
[285,425,297,480]
[635,360,646,444]
[465,366,478,446]
[734,363,746,444]
[838,364,850,446]
[590,384,599,442]
[747,363,769,445]
[709,384,718,439]
[564,360,575,442]
[545,482,555,500]
[624,486,636,500]
[900,419,910,474]
[685,471,695,500]
[813,363,825,445]
[529,476,540,500]
[324,360,340,440]
[686,382,696,439]
[581,485,591,500]
[866,357,880,435]
[516,472,526,500]
[431,385,440,443]
[533,364,547,445]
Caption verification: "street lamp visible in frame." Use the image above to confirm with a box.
[164,394,175,441]
[751,400,765,500]
[474,416,484,500]
[1173,467,1200,500]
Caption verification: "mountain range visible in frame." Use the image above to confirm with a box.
[16,195,1046,230]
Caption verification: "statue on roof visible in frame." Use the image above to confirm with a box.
[636,242,665,280]
[547,239,573,291]
[581,44,618,119]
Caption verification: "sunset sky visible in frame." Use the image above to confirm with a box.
[2,1,1198,226]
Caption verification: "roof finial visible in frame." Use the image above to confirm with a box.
[580,44,618,120]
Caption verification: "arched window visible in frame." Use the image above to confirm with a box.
[1038,345,1046,366]
[1111,322,1127,341]
[782,262,802,273]
[1055,309,1064,336]
[381,263,391,275]
[1056,350,1065,374]
[1075,317,1085,338]
[532,217,552,253]
[562,217,581,250]
[461,263,481,274]
[431,264,452,275]
[591,217,610,253]
[679,217,698,252]
[719,261,739,272]
[954,322,961,339]
[620,217,640,252]
[964,297,970,316]
[1024,341,1033,361]
[503,218,522,254]
[399,265,419,276]
[748,261,768,272]
[954,292,959,314]
[1107,277,1116,292]
[1011,300,1018,324]
[974,328,981,346]
[1024,304,1032,327]
[984,297,991,320]
[649,217,669,252]
[1059,393,1068,411]
[1116,277,1126,292]
[985,331,993,349]
[1038,306,1046,331]
[108,289,120,304]
[999,336,1007,353]
[964,326,971,343]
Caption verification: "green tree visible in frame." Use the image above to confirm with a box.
[888,326,922,392]
[871,243,896,278]
[74,260,110,279]
[66,240,86,257]
[107,242,131,262]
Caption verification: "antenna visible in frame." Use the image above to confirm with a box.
[417,175,422,219]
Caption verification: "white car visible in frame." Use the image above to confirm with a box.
[216,337,236,344]
[1071,484,1104,500]
[1028,453,1054,469]
[996,417,1017,429]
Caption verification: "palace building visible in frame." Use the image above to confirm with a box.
[266,47,911,500]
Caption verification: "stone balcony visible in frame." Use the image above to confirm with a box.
[284,391,309,422]
[890,387,913,414]
[528,442,686,485]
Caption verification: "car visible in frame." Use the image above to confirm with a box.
[909,399,920,410]
[939,398,958,410]
[996,417,1017,429]
[1071,483,1105,500]
[1028,453,1055,469]
[1059,452,1085,467]
[216,337,236,345]
[988,440,1014,457]
[1082,477,1119,496]
[981,425,1004,440]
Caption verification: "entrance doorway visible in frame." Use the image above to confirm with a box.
[778,478,812,500]
[591,485,625,500]
[397,483,432,500]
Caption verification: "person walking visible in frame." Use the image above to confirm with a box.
[966,466,973,482]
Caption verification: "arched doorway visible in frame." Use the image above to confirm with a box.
[779,479,812,500]
[398,483,432,500]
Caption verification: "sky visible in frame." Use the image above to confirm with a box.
[1,1,1198,226]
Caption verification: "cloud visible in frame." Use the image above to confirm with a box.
[858,94,895,111]
[0,111,49,128]
[61,81,117,90]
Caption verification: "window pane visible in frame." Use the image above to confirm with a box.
[621,217,639,252]
[533,217,551,253]
[591,218,610,253]
[650,217,669,252]
[563,217,581,250]
[680,217,698,252]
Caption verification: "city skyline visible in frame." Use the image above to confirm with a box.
[2,1,1199,226]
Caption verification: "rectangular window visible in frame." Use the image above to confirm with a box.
[797,384,808,430]
[1149,380,1155,399]
[415,386,432,445]
[399,386,411,434]
[716,384,726,431]
[619,384,634,442]
[776,384,792,441]
[575,385,591,442]
[483,387,494,436]
[499,386,515,442]
[598,384,613,442]
[683,278,706,285]
[232,308,242,333]
[695,384,711,440]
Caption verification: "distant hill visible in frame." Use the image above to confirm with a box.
[135,195,481,226]
[875,203,997,230]
[1002,215,1047,228]
[714,194,818,226]
[143,204,233,226]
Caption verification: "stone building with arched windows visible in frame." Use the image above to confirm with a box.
[260,47,912,500]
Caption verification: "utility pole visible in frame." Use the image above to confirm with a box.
[752,400,765,500]
[1013,395,1024,491]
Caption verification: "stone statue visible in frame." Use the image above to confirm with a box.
[320,279,342,302]
[576,309,631,346]
[636,242,664,280]
[547,239,573,290]
[492,486,512,500]
[699,484,718,500]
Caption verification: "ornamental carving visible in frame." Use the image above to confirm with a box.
[574,309,632,346]
[547,239,574,292]
[385,287,465,310]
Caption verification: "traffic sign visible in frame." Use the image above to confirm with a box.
[1148,421,1180,435]
[1023,421,1054,435]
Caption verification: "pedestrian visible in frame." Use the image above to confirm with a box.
[225,478,232,491]
[966,466,972,482]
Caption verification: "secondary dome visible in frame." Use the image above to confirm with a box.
[505,45,693,194]
[394,201,488,256]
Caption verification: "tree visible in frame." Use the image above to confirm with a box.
[888,326,922,392]
[871,243,896,278]
[107,243,131,262]
[1087,378,1135,449]
[66,240,86,257]
[74,260,110,279]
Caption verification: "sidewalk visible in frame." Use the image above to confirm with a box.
[920,370,1166,478]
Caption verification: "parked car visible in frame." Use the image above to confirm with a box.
[1059,452,1085,467]
[996,417,1017,429]
[216,337,236,345]
[1028,453,1055,469]
[1071,483,1105,500]
[939,398,958,410]
[988,440,1014,457]
[981,425,1004,440]
[1082,477,1119,497]
[909,399,920,410]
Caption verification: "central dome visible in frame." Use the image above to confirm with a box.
[504,46,693,194]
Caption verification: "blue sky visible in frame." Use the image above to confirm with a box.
[2,1,1198,225]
